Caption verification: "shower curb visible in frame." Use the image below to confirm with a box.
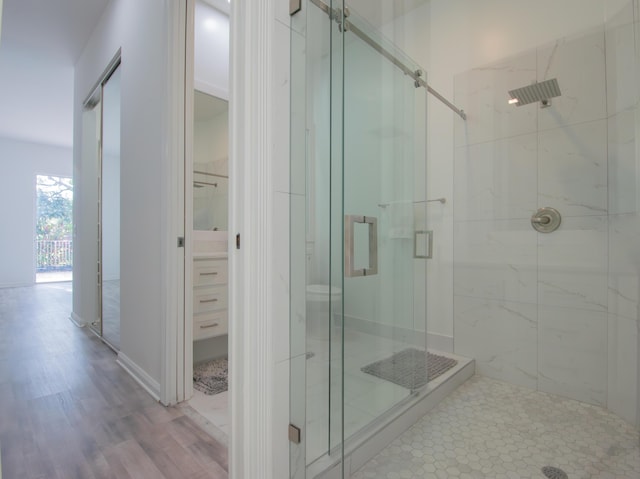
[311,355,475,478]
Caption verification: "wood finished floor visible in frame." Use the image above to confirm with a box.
[0,283,228,479]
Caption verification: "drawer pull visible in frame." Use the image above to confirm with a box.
[201,272,219,276]
[200,298,219,304]
[200,322,219,329]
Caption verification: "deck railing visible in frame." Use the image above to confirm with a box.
[36,240,73,271]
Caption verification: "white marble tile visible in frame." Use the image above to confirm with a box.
[290,353,307,478]
[335,404,377,444]
[353,376,640,479]
[274,0,291,27]
[305,353,330,389]
[537,29,606,130]
[273,19,292,195]
[538,119,608,216]
[454,219,537,304]
[426,227,454,340]
[609,213,640,321]
[538,215,608,312]
[538,306,607,406]
[290,28,307,196]
[342,370,381,402]
[454,296,538,389]
[607,314,639,426]
[273,358,292,479]
[453,51,537,147]
[272,192,291,363]
[290,193,307,359]
[188,389,229,435]
[606,21,638,116]
[454,133,537,221]
[608,110,639,215]
[605,0,635,31]
[428,110,455,214]
[287,0,308,36]
[346,378,410,419]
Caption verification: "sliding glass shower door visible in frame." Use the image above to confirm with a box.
[340,1,429,449]
[290,2,428,476]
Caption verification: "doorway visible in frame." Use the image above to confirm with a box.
[35,175,73,283]
[183,0,230,438]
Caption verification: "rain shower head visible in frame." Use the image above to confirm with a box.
[508,78,561,107]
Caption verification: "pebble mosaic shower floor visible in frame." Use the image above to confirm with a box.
[352,375,640,479]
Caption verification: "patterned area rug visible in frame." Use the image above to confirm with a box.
[193,358,228,395]
[361,348,458,390]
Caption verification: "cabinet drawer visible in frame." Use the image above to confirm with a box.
[193,285,228,313]
[193,259,228,286]
[194,311,228,340]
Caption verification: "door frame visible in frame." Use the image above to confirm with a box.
[165,0,279,476]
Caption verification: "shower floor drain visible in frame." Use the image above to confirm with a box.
[542,466,568,479]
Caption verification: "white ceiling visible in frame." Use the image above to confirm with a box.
[0,0,415,149]
[0,0,109,148]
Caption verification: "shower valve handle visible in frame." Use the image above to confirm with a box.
[531,207,561,233]
[531,216,551,224]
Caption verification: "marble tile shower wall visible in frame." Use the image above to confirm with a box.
[452,16,639,426]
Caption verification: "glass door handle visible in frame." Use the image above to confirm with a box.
[344,215,378,277]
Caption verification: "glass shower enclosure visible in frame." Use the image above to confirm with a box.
[291,0,640,477]
[289,1,454,476]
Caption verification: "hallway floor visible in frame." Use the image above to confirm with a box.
[353,375,640,479]
[0,283,228,478]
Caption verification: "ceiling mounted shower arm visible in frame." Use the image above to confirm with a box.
[308,0,467,121]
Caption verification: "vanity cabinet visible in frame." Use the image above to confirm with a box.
[193,255,228,340]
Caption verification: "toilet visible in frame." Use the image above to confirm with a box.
[306,284,342,340]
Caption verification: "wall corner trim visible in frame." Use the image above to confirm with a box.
[117,352,161,403]
[230,0,277,477]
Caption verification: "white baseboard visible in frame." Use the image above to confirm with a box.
[343,314,454,353]
[117,352,161,402]
[69,312,87,327]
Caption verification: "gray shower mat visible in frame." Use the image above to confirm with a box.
[361,348,458,390]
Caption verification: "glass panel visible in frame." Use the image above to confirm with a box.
[82,91,102,337]
[341,2,427,446]
[101,65,121,350]
[291,1,429,477]
[328,1,346,472]
[289,1,315,477]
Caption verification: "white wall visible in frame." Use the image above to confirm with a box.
[0,137,72,287]
[73,0,181,397]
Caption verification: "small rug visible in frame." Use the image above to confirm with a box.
[193,358,228,395]
[361,348,458,390]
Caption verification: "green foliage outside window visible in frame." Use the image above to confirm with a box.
[36,176,73,270]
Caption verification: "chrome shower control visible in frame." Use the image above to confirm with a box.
[531,207,561,233]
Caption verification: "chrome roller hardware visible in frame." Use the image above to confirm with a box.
[531,207,561,233]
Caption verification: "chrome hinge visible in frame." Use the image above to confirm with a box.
[288,424,301,444]
[290,0,301,16]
